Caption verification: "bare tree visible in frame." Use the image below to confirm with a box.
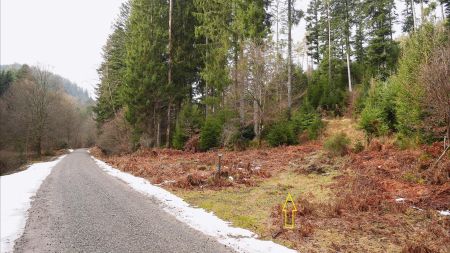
[30,65,54,156]
[420,45,450,142]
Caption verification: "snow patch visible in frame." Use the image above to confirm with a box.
[68,149,74,152]
[1,155,66,253]
[395,197,406,203]
[92,157,297,253]
[439,210,450,216]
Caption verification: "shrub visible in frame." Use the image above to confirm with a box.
[199,117,223,151]
[353,140,364,153]
[97,111,133,155]
[172,103,203,150]
[359,106,389,142]
[394,24,447,140]
[357,24,448,145]
[172,123,188,150]
[324,132,350,156]
[225,124,255,151]
[266,121,296,147]
[358,82,396,142]
[291,101,324,140]
[394,133,419,150]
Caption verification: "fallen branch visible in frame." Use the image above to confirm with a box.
[431,145,450,169]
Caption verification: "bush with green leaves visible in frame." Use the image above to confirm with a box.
[266,121,297,147]
[359,24,448,145]
[358,79,397,142]
[225,124,255,151]
[307,58,348,115]
[291,101,323,140]
[172,103,203,150]
[324,132,351,156]
[393,24,447,140]
[172,123,188,150]
[199,116,223,151]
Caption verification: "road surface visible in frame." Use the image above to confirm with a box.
[14,149,234,253]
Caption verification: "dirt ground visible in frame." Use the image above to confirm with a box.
[91,139,449,253]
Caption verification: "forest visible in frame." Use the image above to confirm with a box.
[95,0,449,155]
[92,3,450,249]
[0,64,95,174]
[1,0,449,251]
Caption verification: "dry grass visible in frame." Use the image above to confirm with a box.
[322,118,366,146]
[91,135,450,252]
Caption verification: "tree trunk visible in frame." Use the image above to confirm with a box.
[345,0,352,92]
[156,114,161,147]
[346,51,352,92]
[420,0,424,23]
[412,0,417,32]
[239,48,245,126]
[253,99,259,142]
[205,37,209,118]
[447,112,450,144]
[36,136,42,157]
[287,0,292,117]
[327,0,332,89]
[166,0,173,148]
[166,103,172,147]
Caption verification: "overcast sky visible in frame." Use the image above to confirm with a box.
[1,0,438,98]
[1,0,124,97]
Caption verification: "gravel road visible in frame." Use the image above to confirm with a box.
[13,149,234,253]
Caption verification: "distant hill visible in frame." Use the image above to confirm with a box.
[1,64,94,104]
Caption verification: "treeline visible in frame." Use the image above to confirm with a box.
[1,64,93,104]
[95,0,450,154]
[0,65,96,173]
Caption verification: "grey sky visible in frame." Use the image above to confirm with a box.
[1,0,442,98]
[1,0,124,96]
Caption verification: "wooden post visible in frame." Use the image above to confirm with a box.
[217,153,222,176]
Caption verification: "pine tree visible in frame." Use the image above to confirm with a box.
[124,0,168,147]
[0,70,15,96]
[442,0,450,27]
[353,0,366,64]
[403,0,416,33]
[365,0,399,80]
[194,0,232,113]
[287,0,303,117]
[331,0,356,91]
[305,0,321,64]
[94,1,129,124]
[167,0,204,146]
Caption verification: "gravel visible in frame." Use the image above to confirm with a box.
[13,149,234,253]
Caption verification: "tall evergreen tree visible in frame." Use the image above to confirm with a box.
[403,0,416,33]
[0,70,15,96]
[306,0,321,64]
[365,0,399,80]
[168,0,204,145]
[287,0,303,117]
[194,0,232,113]
[353,0,366,64]
[95,1,130,124]
[124,0,168,147]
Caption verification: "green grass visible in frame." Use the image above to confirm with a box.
[173,169,339,237]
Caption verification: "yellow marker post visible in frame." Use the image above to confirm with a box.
[282,193,297,229]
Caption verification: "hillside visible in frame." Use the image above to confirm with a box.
[1,64,93,104]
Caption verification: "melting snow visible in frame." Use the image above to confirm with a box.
[1,155,66,253]
[395,197,406,203]
[93,157,297,253]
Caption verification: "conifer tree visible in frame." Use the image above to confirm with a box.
[124,0,168,147]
